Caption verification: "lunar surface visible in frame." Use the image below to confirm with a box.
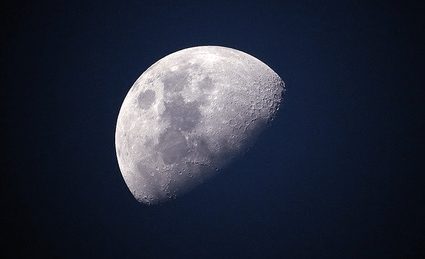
[115,46,284,204]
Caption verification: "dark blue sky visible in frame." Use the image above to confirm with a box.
[2,0,424,258]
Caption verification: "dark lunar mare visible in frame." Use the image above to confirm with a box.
[155,65,214,166]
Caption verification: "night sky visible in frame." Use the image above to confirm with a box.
[2,1,424,258]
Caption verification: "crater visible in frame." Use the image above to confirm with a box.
[137,89,156,109]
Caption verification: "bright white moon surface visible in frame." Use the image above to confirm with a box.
[115,46,284,205]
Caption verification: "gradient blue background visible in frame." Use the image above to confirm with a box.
[2,0,424,258]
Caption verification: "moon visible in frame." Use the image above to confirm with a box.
[115,46,284,205]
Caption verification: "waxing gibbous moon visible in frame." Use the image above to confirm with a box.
[115,46,284,205]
